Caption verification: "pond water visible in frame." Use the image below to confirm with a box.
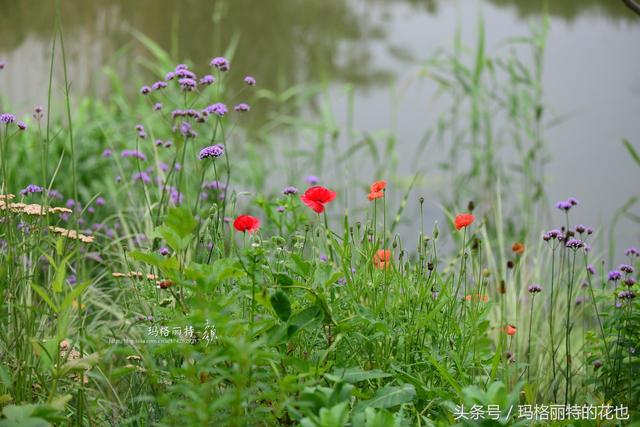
[1,0,639,257]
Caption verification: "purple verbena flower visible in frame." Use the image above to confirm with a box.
[153,102,163,111]
[17,121,27,131]
[542,229,562,242]
[198,144,224,160]
[140,86,151,95]
[47,189,63,200]
[96,197,105,206]
[199,75,215,86]
[0,113,16,124]
[159,247,170,256]
[305,175,320,185]
[178,78,197,91]
[277,206,286,213]
[165,71,175,81]
[625,277,636,287]
[33,106,44,120]
[234,103,250,112]
[0,61,5,70]
[179,121,197,138]
[619,264,634,274]
[210,57,230,71]
[586,264,596,275]
[133,171,151,183]
[608,270,622,282]
[152,81,167,91]
[175,69,196,79]
[102,149,112,158]
[121,149,146,161]
[282,186,298,195]
[244,76,256,86]
[624,246,639,257]
[204,103,227,117]
[169,187,183,205]
[565,238,584,249]
[618,290,635,300]
[19,184,43,196]
[202,180,226,190]
[556,197,579,212]
[527,284,542,294]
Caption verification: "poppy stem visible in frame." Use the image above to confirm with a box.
[323,211,335,263]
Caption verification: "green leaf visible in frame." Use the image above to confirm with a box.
[290,254,311,277]
[622,139,640,167]
[270,290,292,322]
[359,384,416,409]
[59,353,99,376]
[364,408,398,427]
[325,367,391,384]
[164,207,197,238]
[60,281,91,312]
[288,305,323,338]
[30,284,58,313]
[129,250,164,267]
[427,355,462,394]
[273,273,294,287]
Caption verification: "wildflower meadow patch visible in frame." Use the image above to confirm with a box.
[0,8,639,427]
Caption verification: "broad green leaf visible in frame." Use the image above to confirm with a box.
[288,305,323,338]
[30,284,58,313]
[359,384,416,409]
[60,281,91,312]
[325,368,391,384]
[164,207,197,238]
[364,408,398,427]
[270,290,292,322]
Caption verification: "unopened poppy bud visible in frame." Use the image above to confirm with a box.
[467,201,475,212]
[392,240,398,249]
[427,262,434,271]
[482,268,490,277]
[499,280,506,294]
[507,260,514,269]
[356,222,361,230]
[419,196,425,205]
[433,222,439,239]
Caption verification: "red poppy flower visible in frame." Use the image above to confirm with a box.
[465,293,489,303]
[368,191,384,201]
[454,213,475,230]
[367,180,386,201]
[504,324,517,336]
[233,215,260,233]
[370,180,386,193]
[300,186,336,214]
[373,249,392,270]
[512,242,525,255]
